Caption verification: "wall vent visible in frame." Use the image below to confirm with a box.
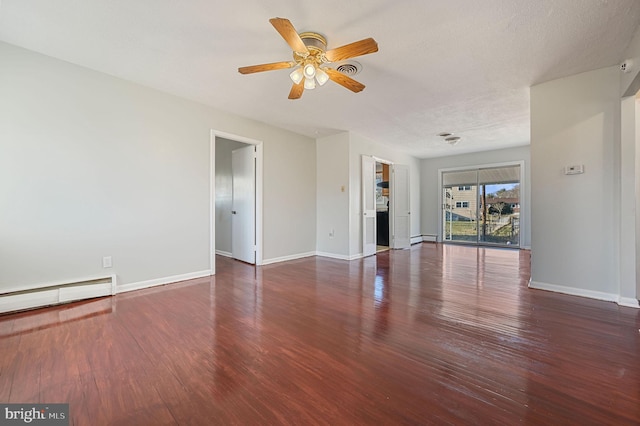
[0,274,117,314]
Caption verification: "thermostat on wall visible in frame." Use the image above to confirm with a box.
[564,165,584,175]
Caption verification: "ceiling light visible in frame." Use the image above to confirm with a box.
[303,63,316,79]
[304,77,316,90]
[290,67,304,85]
[315,67,329,86]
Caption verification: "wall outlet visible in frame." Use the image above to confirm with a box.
[102,256,112,268]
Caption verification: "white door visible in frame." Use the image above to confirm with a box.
[391,164,410,249]
[362,155,377,257]
[232,145,256,264]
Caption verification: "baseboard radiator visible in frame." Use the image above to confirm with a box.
[0,274,117,314]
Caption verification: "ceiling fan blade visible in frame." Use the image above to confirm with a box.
[325,68,365,93]
[269,18,308,53]
[238,61,295,74]
[325,38,379,62]
[288,81,304,99]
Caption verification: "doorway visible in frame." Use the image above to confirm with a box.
[376,162,390,252]
[362,155,411,257]
[210,131,263,274]
[441,164,522,247]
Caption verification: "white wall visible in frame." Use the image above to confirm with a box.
[348,132,421,258]
[420,146,531,248]
[0,41,316,290]
[214,138,247,256]
[636,99,640,304]
[530,66,620,299]
[619,97,637,303]
[316,133,350,258]
[636,99,640,301]
[620,25,640,303]
[261,127,317,263]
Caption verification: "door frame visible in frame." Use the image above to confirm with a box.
[373,157,396,249]
[437,160,525,246]
[362,156,398,256]
[372,155,411,251]
[362,155,377,257]
[210,130,264,274]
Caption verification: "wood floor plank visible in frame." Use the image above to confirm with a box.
[1,244,639,424]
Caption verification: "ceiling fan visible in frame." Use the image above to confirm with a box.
[238,18,378,100]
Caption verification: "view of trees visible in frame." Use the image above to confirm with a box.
[488,202,512,216]
[487,184,519,199]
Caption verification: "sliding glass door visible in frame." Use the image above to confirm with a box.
[442,165,520,247]
[442,168,479,243]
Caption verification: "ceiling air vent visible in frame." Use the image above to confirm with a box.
[334,61,362,76]
[445,136,461,145]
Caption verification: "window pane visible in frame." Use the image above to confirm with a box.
[478,165,520,245]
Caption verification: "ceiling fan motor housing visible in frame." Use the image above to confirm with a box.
[293,32,327,67]
[299,32,327,51]
[293,32,362,77]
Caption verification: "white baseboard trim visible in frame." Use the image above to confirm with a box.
[422,235,437,242]
[529,281,618,303]
[118,270,212,294]
[261,251,316,265]
[215,250,232,258]
[316,252,350,261]
[316,252,364,261]
[410,236,423,245]
[618,297,640,308]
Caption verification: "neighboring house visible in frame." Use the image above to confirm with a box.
[446,189,520,221]
[446,185,478,221]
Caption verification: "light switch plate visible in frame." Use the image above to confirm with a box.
[564,165,584,175]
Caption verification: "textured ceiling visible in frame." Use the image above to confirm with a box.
[1,0,639,158]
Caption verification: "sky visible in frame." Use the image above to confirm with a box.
[486,183,517,195]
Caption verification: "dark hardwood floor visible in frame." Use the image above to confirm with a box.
[1,243,639,425]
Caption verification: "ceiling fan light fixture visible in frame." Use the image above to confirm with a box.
[290,67,304,84]
[304,77,316,90]
[239,18,379,99]
[315,67,329,86]
[303,63,316,79]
